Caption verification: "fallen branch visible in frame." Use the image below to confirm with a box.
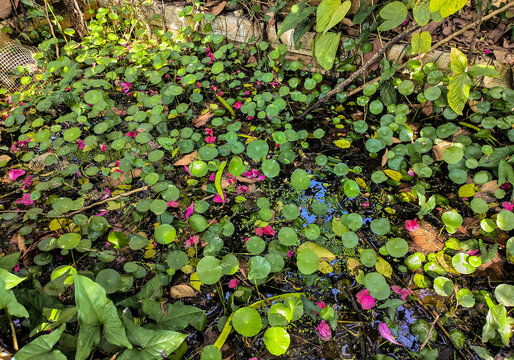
[296,25,421,120]
[60,186,148,218]
[345,1,514,99]
[419,313,439,351]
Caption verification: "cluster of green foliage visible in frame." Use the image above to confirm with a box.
[0,1,513,359]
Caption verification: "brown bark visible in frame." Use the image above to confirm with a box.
[62,0,88,37]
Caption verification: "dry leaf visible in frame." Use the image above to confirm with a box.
[363,38,383,72]
[432,141,452,161]
[208,0,226,15]
[474,180,498,203]
[0,154,11,164]
[193,111,213,128]
[173,151,198,166]
[9,233,27,254]
[170,284,197,298]
[381,148,389,167]
[408,220,446,254]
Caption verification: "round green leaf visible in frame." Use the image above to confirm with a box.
[95,269,121,294]
[278,227,298,246]
[495,284,514,307]
[386,238,409,258]
[57,233,81,250]
[232,307,262,337]
[154,224,176,244]
[290,169,310,190]
[456,288,475,308]
[201,345,222,360]
[297,249,319,274]
[263,327,290,356]
[433,276,454,297]
[196,256,222,285]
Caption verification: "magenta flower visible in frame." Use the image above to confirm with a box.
[185,235,199,248]
[185,202,194,219]
[234,101,243,109]
[184,165,191,175]
[378,322,401,345]
[213,193,225,203]
[205,136,216,143]
[361,202,370,208]
[9,169,25,181]
[467,249,480,256]
[484,49,490,55]
[94,211,109,216]
[126,131,137,138]
[502,201,514,212]
[255,225,275,236]
[287,250,294,258]
[228,279,239,288]
[316,320,332,341]
[205,128,214,136]
[120,82,132,93]
[209,172,216,181]
[356,289,376,310]
[167,201,179,208]
[77,140,85,150]
[21,176,32,189]
[405,218,419,232]
[316,302,326,309]
[237,185,249,194]
[408,168,415,176]
[500,182,511,190]
[100,144,107,152]
[13,263,20,272]
[10,143,19,154]
[391,285,413,301]
[16,193,33,206]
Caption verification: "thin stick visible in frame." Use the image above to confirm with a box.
[419,313,439,351]
[345,1,514,98]
[43,0,59,58]
[7,313,18,351]
[296,25,421,120]
[60,186,148,217]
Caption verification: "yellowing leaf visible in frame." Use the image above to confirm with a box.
[398,192,416,203]
[144,249,157,258]
[49,219,66,231]
[375,257,392,278]
[318,261,333,274]
[355,177,367,188]
[298,241,336,262]
[181,264,194,274]
[346,257,360,274]
[334,139,352,149]
[384,169,402,181]
[190,272,202,291]
[459,184,476,198]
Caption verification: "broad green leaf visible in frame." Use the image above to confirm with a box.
[430,0,467,17]
[278,3,317,37]
[316,0,351,33]
[411,31,431,54]
[468,65,500,78]
[74,274,132,360]
[378,1,408,31]
[215,161,227,202]
[0,278,29,318]
[14,325,66,360]
[450,47,468,74]
[495,284,514,307]
[314,32,341,71]
[141,299,206,331]
[0,268,26,289]
[117,276,163,308]
[413,0,431,26]
[232,307,262,337]
[215,94,235,117]
[263,327,290,356]
[118,316,188,360]
[448,72,473,115]
[482,304,513,346]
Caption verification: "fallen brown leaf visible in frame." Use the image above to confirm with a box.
[207,0,226,15]
[432,141,452,161]
[408,220,446,254]
[193,111,213,128]
[170,284,197,298]
[9,233,27,255]
[173,151,198,166]
[474,180,498,203]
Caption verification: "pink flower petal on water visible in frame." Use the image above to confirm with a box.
[502,201,514,211]
[9,169,25,181]
[356,289,376,310]
[378,322,401,345]
[185,202,194,219]
[167,201,179,208]
[228,279,239,288]
[316,302,326,309]
[316,320,332,341]
[405,218,419,232]
[15,193,33,206]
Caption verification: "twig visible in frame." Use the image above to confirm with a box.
[296,25,421,120]
[7,313,18,351]
[59,186,148,218]
[467,0,487,65]
[344,1,514,98]
[419,313,439,351]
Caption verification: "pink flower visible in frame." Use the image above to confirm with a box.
[126,131,137,138]
[234,101,243,109]
[408,169,415,176]
[287,250,294,258]
[185,236,199,248]
[13,263,20,272]
[209,172,216,181]
[378,323,401,345]
[401,17,409,26]
[391,285,413,301]
[245,91,250,95]
[249,358,258,360]
[316,302,326,309]
[356,289,376,310]
[361,202,370,208]
[16,193,33,206]
[184,166,191,175]
[484,49,490,55]
[205,136,216,143]
[502,202,514,212]
[10,143,19,153]
[405,218,419,232]
[21,176,32,189]
[9,169,25,181]
[237,185,249,194]
[316,320,332,341]
[94,211,109,216]
[255,225,275,236]
[77,140,85,150]
[205,128,214,136]
[105,241,111,247]
[100,144,107,152]
[120,82,132,93]
[467,249,480,256]
[185,202,194,218]
[167,201,179,207]
[228,279,239,288]
[213,193,225,203]
[500,182,511,190]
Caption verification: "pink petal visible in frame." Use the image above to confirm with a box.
[392,285,402,295]
[316,320,332,341]
[228,279,239,288]
[255,228,264,236]
[184,165,191,175]
[405,218,419,232]
[185,202,194,219]
[360,296,376,310]
[316,302,326,309]
[9,169,25,181]
[378,323,401,345]
[213,193,225,203]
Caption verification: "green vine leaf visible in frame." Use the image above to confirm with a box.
[378,1,408,31]
[14,325,66,360]
[429,0,467,18]
[314,32,341,71]
[74,274,132,360]
[413,0,431,26]
[411,31,432,54]
[448,72,473,115]
[450,47,468,74]
[468,65,500,78]
[0,278,29,318]
[278,2,316,37]
[316,0,351,34]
